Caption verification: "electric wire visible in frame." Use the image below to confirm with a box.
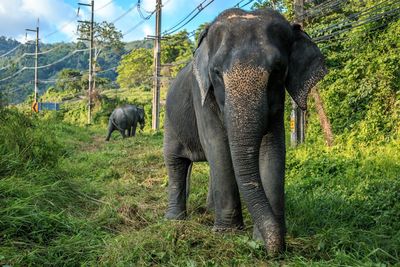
[0,44,23,58]
[122,0,170,37]
[310,0,399,37]
[313,5,400,41]
[300,0,348,19]
[0,44,77,71]
[95,0,114,11]
[319,15,399,49]
[111,3,139,24]
[0,48,90,82]
[163,0,215,36]
[234,0,248,8]
[239,0,256,8]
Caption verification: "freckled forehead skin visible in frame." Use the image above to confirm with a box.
[211,8,291,30]
[207,8,293,47]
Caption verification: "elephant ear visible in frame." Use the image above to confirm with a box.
[193,26,211,106]
[285,24,328,110]
[138,107,145,121]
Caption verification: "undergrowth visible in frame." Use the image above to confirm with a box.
[0,107,399,266]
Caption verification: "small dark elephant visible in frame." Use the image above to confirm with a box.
[163,8,327,254]
[105,104,145,141]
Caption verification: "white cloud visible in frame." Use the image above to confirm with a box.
[0,0,210,43]
[0,0,77,42]
[95,0,121,21]
[142,24,153,36]
[140,0,193,15]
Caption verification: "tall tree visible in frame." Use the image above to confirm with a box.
[77,21,124,52]
[116,48,153,90]
[161,30,194,77]
[55,69,86,92]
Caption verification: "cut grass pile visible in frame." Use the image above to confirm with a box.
[0,108,399,266]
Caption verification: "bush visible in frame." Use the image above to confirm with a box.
[0,108,64,177]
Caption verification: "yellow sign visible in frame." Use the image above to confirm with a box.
[32,102,39,113]
[290,119,295,130]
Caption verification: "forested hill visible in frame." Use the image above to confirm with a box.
[0,38,152,104]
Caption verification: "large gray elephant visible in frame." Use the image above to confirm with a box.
[163,8,327,254]
[105,104,145,141]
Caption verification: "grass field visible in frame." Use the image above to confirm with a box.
[1,96,399,266]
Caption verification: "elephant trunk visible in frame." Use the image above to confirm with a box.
[224,63,284,254]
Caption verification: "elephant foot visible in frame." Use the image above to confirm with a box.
[265,230,285,256]
[165,207,187,220]
[212,209,244,232]
[259,221,285,256]
[252,225,263,241]
[212,223,244,232]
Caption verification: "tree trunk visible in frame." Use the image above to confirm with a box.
[310,87,334,146]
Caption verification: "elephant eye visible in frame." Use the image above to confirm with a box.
[214,68,223,78]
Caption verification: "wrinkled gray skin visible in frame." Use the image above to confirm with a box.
[105,104,145,141]
[163,8,327,254]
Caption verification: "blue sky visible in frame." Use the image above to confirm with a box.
[0,0,257,44]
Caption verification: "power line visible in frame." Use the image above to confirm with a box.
[112,3,139,24]
[95,0,114,11]
[0,48,90,82]
[234,0,248,8]
[313,0,399,37]
[313,5,400,42]
[0,68,28,82]
[300,0,348,19]
[137,1,156,20]
[163,0,215,36]
[239,0,256,8]
[44,0,113,40]
[0,44,76,71]
[319,15,399,50]
[122,0,170,37]
[0,44,24,58]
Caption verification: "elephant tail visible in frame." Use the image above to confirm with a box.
[111,118,124,132]
[186,163,193,200]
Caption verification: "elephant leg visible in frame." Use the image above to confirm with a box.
[120,129,127,139]
[127,127,131,137]
[254,115,286,243]
[206,172,214,211]
[132,122,137,137]
[209,158,244,231]
[105,123,114,141]
[202,138,243,231]
[165,155,192,220]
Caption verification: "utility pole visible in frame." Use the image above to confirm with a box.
[152,0,162,130]
[291,0,305,146]
[78,0,94,125]
[26,19,39,104]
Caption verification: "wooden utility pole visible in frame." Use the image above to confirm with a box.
[152,0,162,130]
[26,20,39,103]
[78,0,94,125]
[291,0,305,147]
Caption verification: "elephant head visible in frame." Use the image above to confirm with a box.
[193,8,327,253]
[137,107,145,130]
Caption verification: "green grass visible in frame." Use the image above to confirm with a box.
[1,102,399,266]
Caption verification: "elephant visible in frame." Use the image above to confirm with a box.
[105,104,145,141]
[163,8,327,254]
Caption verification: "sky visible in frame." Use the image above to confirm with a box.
[0,0,256,44]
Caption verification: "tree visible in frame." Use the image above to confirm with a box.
[161,30,194,77]
[253,0,294,20]
[116,48,153,90]
[78,21,124,52]
[194,23,209,45]
[55,69,86,92]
